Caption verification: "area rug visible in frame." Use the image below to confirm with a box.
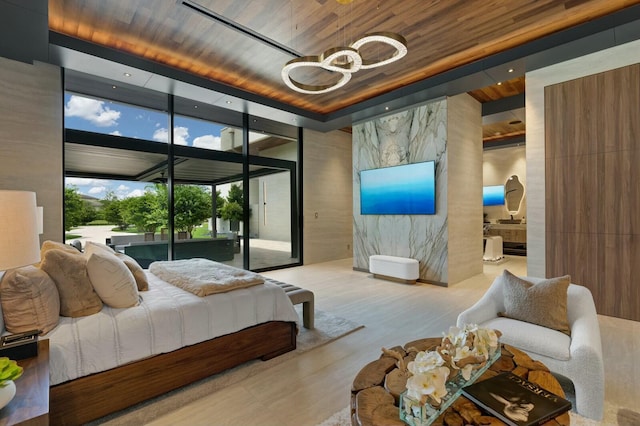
[317,402,640,426]
[89,307,364,425]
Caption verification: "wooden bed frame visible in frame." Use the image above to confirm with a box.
[49,321,297,425]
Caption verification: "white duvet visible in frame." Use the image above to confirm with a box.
[44,271,299,386]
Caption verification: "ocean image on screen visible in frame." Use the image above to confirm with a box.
[483,185,505,206]
[360,162,435,215]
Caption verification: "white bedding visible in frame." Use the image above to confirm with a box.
[44,271,299,386]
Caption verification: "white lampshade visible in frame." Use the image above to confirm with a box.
[0,191,41,270]
[37,206,44,234]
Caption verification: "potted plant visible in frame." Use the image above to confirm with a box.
[0,357,23,409]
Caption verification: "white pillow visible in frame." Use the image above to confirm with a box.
[86,252,140,308]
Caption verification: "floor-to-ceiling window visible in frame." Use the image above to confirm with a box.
[63,71,301,271]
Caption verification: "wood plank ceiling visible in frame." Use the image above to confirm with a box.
[46,1,640,284]
[48,0,640,118]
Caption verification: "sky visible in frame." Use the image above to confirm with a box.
[64,93,228,200]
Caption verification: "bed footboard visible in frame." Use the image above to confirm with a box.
[50,321,296,425]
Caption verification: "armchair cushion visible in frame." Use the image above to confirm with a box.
[480,317,571,360]
[499,270,571,335]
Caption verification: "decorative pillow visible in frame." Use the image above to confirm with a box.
[0,266,60,334]
[84,241,116,256]
[86,252,140,308]
[40,240,82,258]
[499,270,571,335]
[115,252,149,291]
[40,249,103,317]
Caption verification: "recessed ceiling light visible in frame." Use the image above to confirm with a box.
[225,100,232,104]
[508,68,514,73]
[123,72,132,77]
[194,105,198,108]
[385,106,389,110]
[497,82,502,86]
[112,85,117,89]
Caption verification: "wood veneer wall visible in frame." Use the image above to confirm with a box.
[545,63,640,321]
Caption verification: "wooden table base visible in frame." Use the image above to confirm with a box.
[350,338,570,426]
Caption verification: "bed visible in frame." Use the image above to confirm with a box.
[0,244,299,425]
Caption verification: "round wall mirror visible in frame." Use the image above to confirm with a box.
[505,175,525,214]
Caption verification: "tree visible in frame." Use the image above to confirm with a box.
[227,183,243,205]
[215,190,225,218]
[101,191,128,230]
[220,201,243,223]
[150,184,213,237]
[220,183,248,231]
[174,185,212,237]
[64,186,84,232]
[121,191,164,233]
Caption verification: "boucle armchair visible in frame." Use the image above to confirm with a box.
[456,274,604,420]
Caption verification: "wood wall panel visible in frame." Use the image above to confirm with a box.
[302,128,353,265]
[545,63,640,321]
[545,154,598,235]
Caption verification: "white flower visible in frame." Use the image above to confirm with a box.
[408,350,445,375]
[406,366,450,404]
[443,325,466,347]
[475,327,499,356]
[460,364,475,381]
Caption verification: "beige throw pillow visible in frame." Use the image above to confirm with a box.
[500,270,571,335]
[84,241,149,291]
[0,266,60,334]
[40,240,82,257]
[86,252,140,308]
[84,241,116,255]
[115,253,149,291]
[40,249,103,317]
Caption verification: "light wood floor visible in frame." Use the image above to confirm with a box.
[147,256,639,426]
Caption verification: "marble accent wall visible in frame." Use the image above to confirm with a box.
[353,100,449,283]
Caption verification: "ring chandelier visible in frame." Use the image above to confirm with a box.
[281,32,408,95]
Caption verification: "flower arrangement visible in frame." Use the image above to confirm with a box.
[399,324,501,426]
[0,357,23,387]
[405,324,501,406]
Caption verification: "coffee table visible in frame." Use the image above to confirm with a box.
[350,337,570,426]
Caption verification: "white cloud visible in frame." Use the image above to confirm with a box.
[153,128,168,142]
[193,135,221,150]
[173,126,189,145]
[116,184,129,191]
[66,177,100,186]
[153,126,189,145]
[110,130,122,136]
[88,186,107,195]
[64,95,121,127]
[125,189,145,198]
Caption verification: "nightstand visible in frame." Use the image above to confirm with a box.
[0,339,49,426]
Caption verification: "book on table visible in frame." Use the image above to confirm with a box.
[461,372,572,426]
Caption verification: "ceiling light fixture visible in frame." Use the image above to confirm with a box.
[508,68,514,73]
[282,32,407,94]
[123,72,132,77]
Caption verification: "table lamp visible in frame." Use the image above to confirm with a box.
[0,191,41,271]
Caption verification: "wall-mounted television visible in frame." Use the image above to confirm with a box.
[483,185,505,206]
[360,161,436,215]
